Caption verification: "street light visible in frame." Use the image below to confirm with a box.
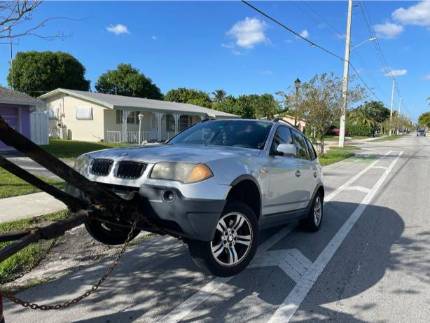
[351,37,376,51]
[294,78,301,128]
[138,113,144,144]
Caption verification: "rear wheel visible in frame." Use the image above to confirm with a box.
[85,219,140,245]
[188,202,258,277]
[301,192,323,232]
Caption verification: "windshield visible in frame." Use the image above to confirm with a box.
[168,120,273,150]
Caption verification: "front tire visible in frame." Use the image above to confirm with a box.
[85,219,140,245]
[188,202,258,277]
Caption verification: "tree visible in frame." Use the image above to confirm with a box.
[1,1,40,40]
[212,95,239,115]
[96,64,162,99]
[297,73,365,154]
[256,94,280,119]
[418,112,430,128]
[349,101,390,136]
[165,88,212,108]
[212,89,227,103]
[8,51,90,96]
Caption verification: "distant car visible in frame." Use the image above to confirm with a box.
[417,129,426,136]
[70,119,324,276]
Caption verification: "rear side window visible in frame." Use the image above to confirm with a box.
[270,126,292,154]
[291,129,310,160]
[305,137,317,160]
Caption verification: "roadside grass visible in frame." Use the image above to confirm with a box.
[319,146,358,166]
[372,135,402,142]
[0,168,64,199]
[41,139,130,159]
[0,210,69,285]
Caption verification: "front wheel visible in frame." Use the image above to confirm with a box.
[187,202,258,277]
[85,219,140,245]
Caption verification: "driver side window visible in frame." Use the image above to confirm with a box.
[270,126,292,155]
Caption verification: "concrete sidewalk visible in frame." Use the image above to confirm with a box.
[0,192,66,224]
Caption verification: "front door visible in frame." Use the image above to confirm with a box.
[262,125,303,215]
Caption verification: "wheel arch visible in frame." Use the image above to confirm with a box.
[227,175,262,219]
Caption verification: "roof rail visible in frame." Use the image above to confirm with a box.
[272,117,295,128]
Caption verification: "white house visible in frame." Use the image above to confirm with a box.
[40,88,238,143]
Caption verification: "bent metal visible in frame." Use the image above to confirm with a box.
[0,116,176,321]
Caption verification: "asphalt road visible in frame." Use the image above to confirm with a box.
[4,135,430,322]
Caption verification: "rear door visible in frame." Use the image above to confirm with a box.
[290,129,316,208]
[263,125,303,215]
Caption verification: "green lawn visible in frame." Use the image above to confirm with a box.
[41,139,128,159]
[0,168,64,199]
[0,210,69,285]
[319,146,358,166]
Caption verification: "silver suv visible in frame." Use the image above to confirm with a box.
[72,119,324,276]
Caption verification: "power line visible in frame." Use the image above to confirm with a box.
[241,0,381,101]
[359,1,413,119]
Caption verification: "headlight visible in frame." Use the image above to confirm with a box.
[150,162,213,183]
[74,155,93,176]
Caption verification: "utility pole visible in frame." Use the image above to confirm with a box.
[398,97,402,115]
[339,0,353,148]
[8,27,14,90]
[389,79,395,136]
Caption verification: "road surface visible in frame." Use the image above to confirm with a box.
[4,134,430,322]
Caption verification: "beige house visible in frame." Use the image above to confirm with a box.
[280,114,306,132]
[40,89,238,143]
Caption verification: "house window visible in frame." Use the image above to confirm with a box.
[76,106,93,120]
[116,110,139,124]
[166,114,175,131]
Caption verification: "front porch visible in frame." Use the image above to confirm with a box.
[104,109,204,144]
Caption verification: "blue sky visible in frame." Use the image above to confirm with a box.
[1,1,429,121]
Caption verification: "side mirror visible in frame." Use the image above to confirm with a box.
[276,143,296,157]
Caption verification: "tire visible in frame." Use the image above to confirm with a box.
[301,191,324,232]
[187,201,258,277]
[85,219,140,245]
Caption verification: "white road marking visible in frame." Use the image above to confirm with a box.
[249,249,312,283]
[158,150,397,323]
[325,151,392,202]
[343,186,371,194]
[372,165,388,170]
[268,151,404,323]
[159,226,294,323]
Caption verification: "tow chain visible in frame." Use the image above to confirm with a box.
[2,219,138,311]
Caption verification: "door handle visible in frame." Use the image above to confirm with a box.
[295,170,301,177]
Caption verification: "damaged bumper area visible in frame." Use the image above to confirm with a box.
[139,185,225,241]
[66,183,227,242]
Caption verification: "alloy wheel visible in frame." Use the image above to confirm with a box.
[313,196,322,226]
[210,212,253,266]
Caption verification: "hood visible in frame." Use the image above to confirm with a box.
[87,144,261,164]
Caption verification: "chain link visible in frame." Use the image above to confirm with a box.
[3,219,138,311]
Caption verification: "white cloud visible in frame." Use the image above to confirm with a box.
[385,69,407,77]
[423,74,430,80]
[151,35,157,40]
[106,24,129,35]
[227,17,267,48]
[373,22,404,39]
[299,29,309,38]
[393,0,430,27]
